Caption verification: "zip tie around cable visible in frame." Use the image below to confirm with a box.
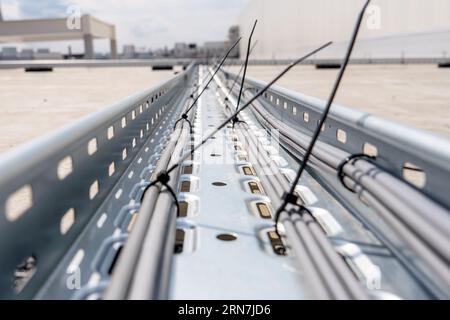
[337,153,376,193]
[173,115,193,134]
[273,0,371,237]
[140,171,180,219]
[235,20,258,112]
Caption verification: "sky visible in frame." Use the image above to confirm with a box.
[0,0,250,53]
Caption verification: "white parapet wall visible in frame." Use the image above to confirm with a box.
[238,0,450,60]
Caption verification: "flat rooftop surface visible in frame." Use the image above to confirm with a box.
[229,64,450,138]
[0,67,174,155]
[0,64,449,156]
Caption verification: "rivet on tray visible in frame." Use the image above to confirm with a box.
[216,233,237,241]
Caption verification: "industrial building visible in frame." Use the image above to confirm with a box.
[0,5,117,59]
[238,0,450,59]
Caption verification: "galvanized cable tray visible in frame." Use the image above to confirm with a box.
[213,74,424,299]
[0,63,195,299]
[0,63,449,300]
[216,69,450,299]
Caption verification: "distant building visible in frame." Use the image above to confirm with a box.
[174,43,187,55]
[1,47,17,60]
[33,48,63,60]
[174,43,198,58]
[0,10,117,59]
[36,48,50,54]
[174,43,188,58]
[122,45,136,59]
[20,49,34,60]
[95,53,108,60]
[153,46,171,58]
[202,41,228,58]
[228,26,240,58]
[136,51,152,59]
[239,0,450,59]
[0,46,62,60]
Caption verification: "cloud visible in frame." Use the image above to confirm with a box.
[1,0,21,19]
[1,0,250,52]
[132,18,171,38]
[19,0,67,18]
[66,0,250,48]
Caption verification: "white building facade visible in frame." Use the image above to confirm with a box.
[238,0,450,59]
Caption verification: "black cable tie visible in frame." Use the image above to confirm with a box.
[156,172,171,185]
[140,171,171,201]
[173,118,182,130]
[274,192,300,237]
[165,184,181,218]
[337,153,376,193]
[299,205,313,217]
[272,0,370,228]
[173,116,193,134]
[156,172,180,218]
[283,192,299,206]
[231,116,248,128]
[235,20,258,113]
[140,172,180,218]
[274,208,285,238]
[274,203,313,238]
